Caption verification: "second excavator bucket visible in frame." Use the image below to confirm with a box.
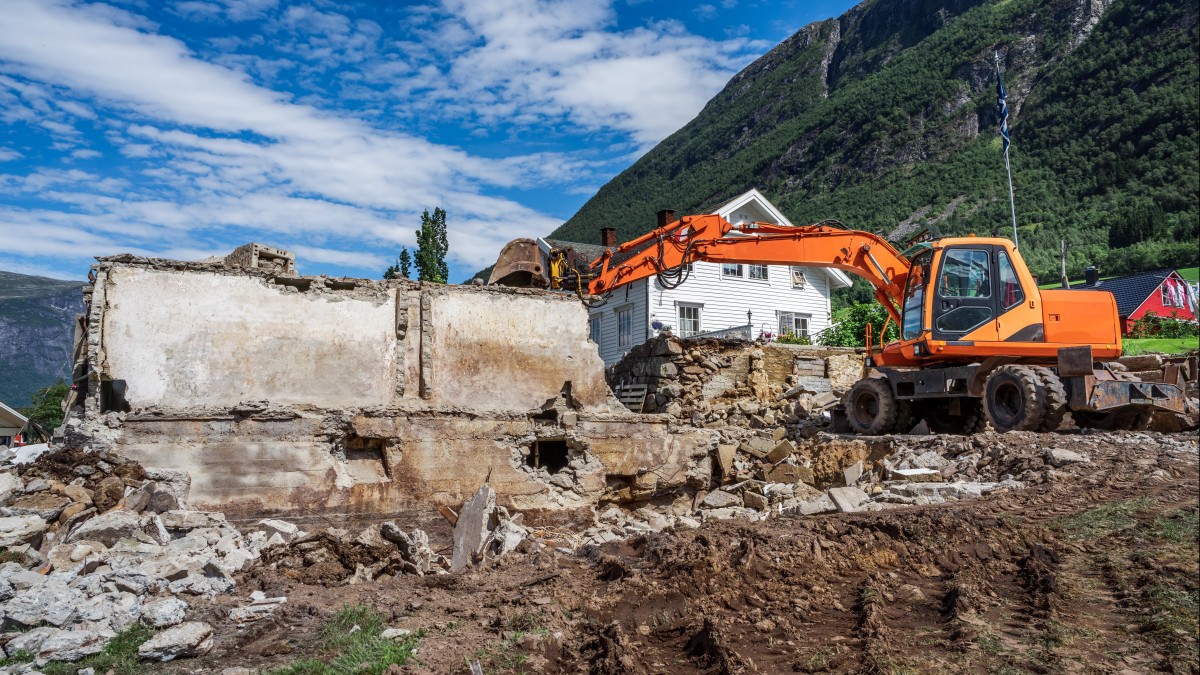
[488,238,550,288]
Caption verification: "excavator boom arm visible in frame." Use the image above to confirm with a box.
[587,215,912,322]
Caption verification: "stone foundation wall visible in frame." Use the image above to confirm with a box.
[607,335,866,427]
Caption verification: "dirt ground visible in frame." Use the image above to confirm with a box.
[165,429,1199,675]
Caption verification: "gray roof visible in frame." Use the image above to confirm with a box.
[543,239,613,262]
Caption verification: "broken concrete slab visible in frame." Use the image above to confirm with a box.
[888,467,942,482]
[827,486,869,513]
[452,485,496,572]
[67,509,143,547]
[843,461,864,486]
[138,622,214,662]
[700,489,742,509]
[765,440,795,464]
[1045,448,1089,467]
[0,514,47,547]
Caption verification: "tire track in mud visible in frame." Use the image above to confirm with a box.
[569,436,1198,673]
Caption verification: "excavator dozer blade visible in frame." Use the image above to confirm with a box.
[488,238,550,288]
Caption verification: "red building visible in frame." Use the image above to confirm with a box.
[1073,268,1197,335]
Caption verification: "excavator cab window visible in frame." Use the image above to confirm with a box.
[930,246,1004,341]
[902,250,932,340]
[998,251,1025,310]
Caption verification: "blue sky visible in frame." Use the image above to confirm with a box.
[0,0,858,282]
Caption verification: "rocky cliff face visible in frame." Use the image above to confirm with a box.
[0,271,85,408]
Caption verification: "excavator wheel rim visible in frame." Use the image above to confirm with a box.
[984,365,1046,433]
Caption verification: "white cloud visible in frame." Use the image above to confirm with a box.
[0,0,768,279]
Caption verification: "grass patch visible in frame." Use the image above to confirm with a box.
[1177,266,1199,282]
[0,649,34,667]
[467,613,550,674]
[1123,337,1200,356]
[267,605,421,675]
[1145,508,1200,544]
[1051,498,1149,540]
[41,623,154,675]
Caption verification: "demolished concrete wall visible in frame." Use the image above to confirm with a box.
[69,255,715,525]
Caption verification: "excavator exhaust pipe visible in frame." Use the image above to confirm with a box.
[488,238,550,288]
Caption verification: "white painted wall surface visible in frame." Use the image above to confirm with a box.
[593,278,651,366]
[648,262,835,340]
[101,267,399,408]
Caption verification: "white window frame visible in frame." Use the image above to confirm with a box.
[677,303,702,337]
[589,316,602,343]
[617,307,632,347]
[748,264,768,280]
[721,263,743,278]
[791,267,807,288]
[778,311,811,338]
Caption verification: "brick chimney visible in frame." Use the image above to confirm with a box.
[656,209,677,227]
[600,227,617,248]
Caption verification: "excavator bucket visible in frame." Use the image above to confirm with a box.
[488,238,549,288]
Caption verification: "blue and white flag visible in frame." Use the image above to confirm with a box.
[995,62,1010,152]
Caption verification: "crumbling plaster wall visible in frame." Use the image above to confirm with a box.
[77,258,715,524]
[99,266,399,408]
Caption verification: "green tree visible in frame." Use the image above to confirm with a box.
[21,380,69,432]
[414,208,449,283]
[818,303,899,347]
[384,247,413,280]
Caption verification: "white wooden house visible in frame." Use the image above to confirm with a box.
[552,189,853,366]
[0,401,27,448]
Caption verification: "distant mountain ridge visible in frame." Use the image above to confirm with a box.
[0,270,85,408]
[551,0,1198,282]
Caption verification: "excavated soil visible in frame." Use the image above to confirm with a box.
[167,430,1199,674]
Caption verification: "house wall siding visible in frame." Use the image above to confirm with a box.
[593,278,652,365]
[648,262,835,341]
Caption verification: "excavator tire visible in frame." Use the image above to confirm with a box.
[922,398,988,435]
[984,365,1046,433]
[891,400,917,434]
[1032,366,1068,432]
[845,378,899,435]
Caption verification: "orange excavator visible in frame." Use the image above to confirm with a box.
[490,213,1190,435]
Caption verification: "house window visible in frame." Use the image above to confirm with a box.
[677,304,702,337]
[617,308,632,347]
[722,263,743,278]
[791,268,807,288]
[0,436,10,447]
[589,316,601,343]
[748,264,768,280]
[779,312,810,339]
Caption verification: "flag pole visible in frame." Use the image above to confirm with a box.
[995,52,1018,249]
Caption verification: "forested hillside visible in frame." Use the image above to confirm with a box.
[0,271,83,408]
[552,0,1198,283]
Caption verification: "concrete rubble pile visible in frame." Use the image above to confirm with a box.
[0,450,529,671]
[576,428,1200,546]
[607,335,861,427]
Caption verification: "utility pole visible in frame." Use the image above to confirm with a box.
[1060,240,1070,289]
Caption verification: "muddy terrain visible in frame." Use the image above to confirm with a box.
[139,429,1198,675]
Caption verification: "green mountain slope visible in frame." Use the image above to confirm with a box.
[0,271,85,408]
[552,0,1198,283]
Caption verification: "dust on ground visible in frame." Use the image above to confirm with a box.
[164,429,1198,674]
